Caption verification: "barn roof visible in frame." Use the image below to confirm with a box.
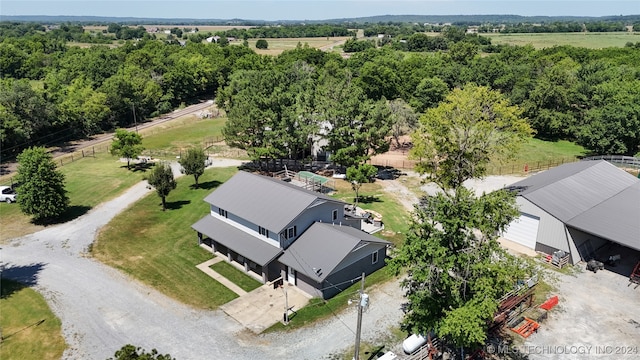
[508,161,640,251]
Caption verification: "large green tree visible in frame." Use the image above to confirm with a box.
[317,72,394,167]
[389,187,531,347]
[391,83,535,349]
[110,129,144,170]
[15,147,69,222]
[410,84,532,189]
[179,147,206,188]
[147,162,177,211]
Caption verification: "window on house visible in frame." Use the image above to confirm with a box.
[259,226,269,238]
[282,226,297,240]
[218,208,228,218]
[332,209,338,221]
[372,251,379,264]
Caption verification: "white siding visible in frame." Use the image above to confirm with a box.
[503,213,539,249]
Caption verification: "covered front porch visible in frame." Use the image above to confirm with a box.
[192,215,283,283]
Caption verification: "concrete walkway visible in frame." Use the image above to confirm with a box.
[195,257,248,296]
[221,283,312,334]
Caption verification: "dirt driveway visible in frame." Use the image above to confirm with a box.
[522,261,640,360]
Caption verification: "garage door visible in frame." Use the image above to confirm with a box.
[502,213,540,249]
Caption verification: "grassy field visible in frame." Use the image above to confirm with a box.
[140,115,227,155]
[252,37,349,55]
[210,261,262,292]
[330,179,411,247]
[0,152,146,243]
[487,138,588,175]
[92,167,240,309]
[488,32,640,49]
[0,279,67,360]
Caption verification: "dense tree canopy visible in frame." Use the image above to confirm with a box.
[1,21,639,162]
[411,85,533,189]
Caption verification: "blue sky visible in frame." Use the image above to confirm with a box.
[1,1,638,21]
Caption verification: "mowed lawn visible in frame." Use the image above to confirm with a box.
[487,138,588,175]
[488,32,639,49]
[92,167,240,309]
[0,279,67,360]
[141,115,227,154]
[0,153,146,243]
[330,179,411,247]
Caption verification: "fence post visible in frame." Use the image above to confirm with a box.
[82,150,85,158]
[60,159,63,166]
[93,147,95,156]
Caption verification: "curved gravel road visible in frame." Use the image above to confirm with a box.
[2,160,406,360]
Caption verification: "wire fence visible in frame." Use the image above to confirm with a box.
[368,156,581,176]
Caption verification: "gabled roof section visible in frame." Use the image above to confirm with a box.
[192,215,282,265]
[508,160,640,250]
[204,171,345,233]
[567,182,640,251]
[279,222,390,282]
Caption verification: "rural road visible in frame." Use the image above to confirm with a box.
[0,100,215,177]
[1,159,407,360]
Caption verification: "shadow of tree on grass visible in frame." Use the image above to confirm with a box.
[31,205,92,226]
[164,200,191,210]
[193,180,222,190]
[0,262,46,299]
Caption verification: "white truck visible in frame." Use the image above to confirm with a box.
[0,186,17,203]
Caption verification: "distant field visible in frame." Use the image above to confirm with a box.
[488,32,640,49]
[252,36,349,55]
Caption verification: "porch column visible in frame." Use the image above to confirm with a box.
[197,232,203,245]
[211,241,216,254]
[262,270,268,283]
[244,260,249,272]
[227,250,232,262]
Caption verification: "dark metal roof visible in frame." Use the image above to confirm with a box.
[509,161,640,251]
[192,215,282,266]
[204,171,345,233]
[278,222,390,282]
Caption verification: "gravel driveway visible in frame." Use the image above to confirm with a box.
[1,161,407,360]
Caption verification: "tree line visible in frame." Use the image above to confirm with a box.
[1,22,639,161]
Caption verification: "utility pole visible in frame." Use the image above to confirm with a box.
[132,103,138,133]
[282,284,289,325]
[354,272,366,360]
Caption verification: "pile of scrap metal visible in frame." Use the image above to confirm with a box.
[491,275,538,331]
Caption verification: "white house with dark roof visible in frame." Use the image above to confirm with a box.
[502,160,640,264]
[192,171,390,299]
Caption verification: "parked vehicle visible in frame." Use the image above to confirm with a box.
[0,186,17,203]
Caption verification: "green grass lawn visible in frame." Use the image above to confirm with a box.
[0,279,67,360]
[141,116,226,156]
[92,166,240,309]
[265,267,396,332]
[0,152,146,243]
[488,32,640,49]
[331,180,411,247]
[488,138,588,175]
[210,261,262,292]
